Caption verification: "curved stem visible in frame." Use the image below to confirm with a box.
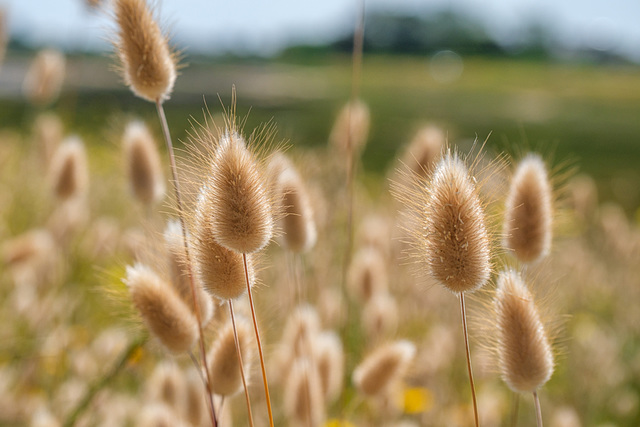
[228,299,255,427]
[155,100,217,427]
[62,335,147,427]
[243,253,275,427]
[533,391,544,427]
[460,292,480,427]
[510,392,519,427]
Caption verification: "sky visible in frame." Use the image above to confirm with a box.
[2,0,640,61]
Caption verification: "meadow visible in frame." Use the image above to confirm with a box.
[1,3,640,426]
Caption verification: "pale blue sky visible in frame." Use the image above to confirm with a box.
[2,0,639,60]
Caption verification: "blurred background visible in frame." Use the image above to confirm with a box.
[1,0,639,217]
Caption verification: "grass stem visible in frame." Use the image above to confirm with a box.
[460,292,480,427]
[228,299,255,427]
[533,390,544,427]
[155,99,217,427]
[243,252,275,427]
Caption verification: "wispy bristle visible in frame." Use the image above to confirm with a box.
[123,121,165,206]
[283,358,326,426]
[329,99,370,154]
[48,136,89,202]
[124,263,197,354]
[22,49,66,106]
[200,131,273,253]
[352,340,416,396]
[114,0,176,102]
[503,154,553,264]
[207,317,254,397]
[494,269,554,393]
[422,151,491,293]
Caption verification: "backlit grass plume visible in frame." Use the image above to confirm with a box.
[207,318,254,397]
[283,359,325,427]
[272,157,317,253]
[124,263,197,354]
[329,99,370,154]
[200,130,273,254]
[352,340,415,397]
[114,0,176,103]
[123,120,166,207]
[422,151,491,293]
[402,125,444,179]
[22,49,66,106]
[48,136,89,202]
[503,154,553,264]
[494,269,553,426]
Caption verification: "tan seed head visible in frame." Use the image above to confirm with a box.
[201,131,273,253]
[403,125,444,179]
[22,49,66,106]
[274,161,317,253]
[124,263,197,354]
[284,358,326,427]
[361,292,399,342]
[423,151,491,293]
[164,220,214,325]
[123,121,165,206]
[352,340,416,396]
[329,99,370,154]
[494,269,554,393]
[347,247,388,303]
[146,362,186,414]
[192,187,256,300]
[503,154,553,264]
[114,0,176,102]
[48,136,89,202]
[207,317,254,397]
[313,331,344,403]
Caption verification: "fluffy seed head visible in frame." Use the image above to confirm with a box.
[352,340,416,396]
[184,368,207,427]
[422,151,491,293]
[164,220,214,325]
[313,331,344,403]
[284,359,326,427]
[403,125,444,179]
[207,318,253,396]
[200,131,273,253]
[123,121,165,206]
[192,189,255,300]
[114,0,176,102]
[274,162,317,253]
[361,292,399,342]
[329,99,370,153]
[282,304,321,358]
[146,362,186,414]
[503,154,553,264]
[124,264,197,354]
[22,49,66,106]
[48,136,89,202]
[347,247,388,303]
[494,269,554,393]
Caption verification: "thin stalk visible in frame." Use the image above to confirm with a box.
[155,99,217,427]
[510,392,519,427]
[533,391,544,427]
[228,299,255,427]
[460,292,480,427]
[243,252,275,427]
[63,335,147,427]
